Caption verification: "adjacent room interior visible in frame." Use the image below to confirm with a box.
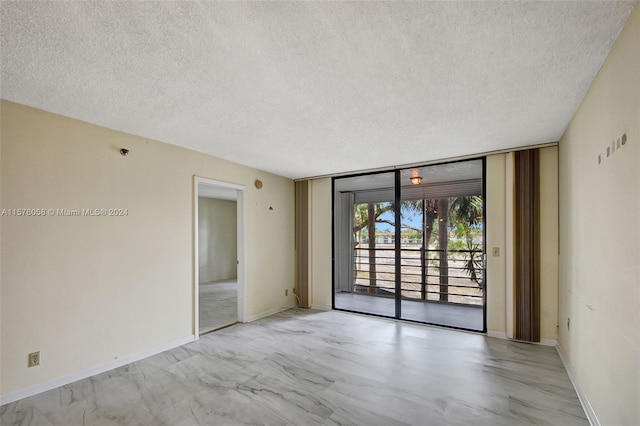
[1,2,638,425]
[197,182,240,334]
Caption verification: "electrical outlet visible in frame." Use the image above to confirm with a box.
[285,289,288,296]
[28,351,40,367]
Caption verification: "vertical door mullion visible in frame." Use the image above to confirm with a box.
[482,157,488,333]
[394,170,402,319]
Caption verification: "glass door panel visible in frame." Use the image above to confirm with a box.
[333,172,397,318]
[399,160,485,331]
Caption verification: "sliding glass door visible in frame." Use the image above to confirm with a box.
[333,171,397,317]
[333,159,485,332]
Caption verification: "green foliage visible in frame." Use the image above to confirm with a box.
[450,196,484,286]
[406,230,422,240]
[450,196,483,226]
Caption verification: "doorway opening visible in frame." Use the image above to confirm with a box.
[194,177,246,336]
[332,158,486,332]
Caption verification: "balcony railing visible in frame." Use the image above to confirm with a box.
[352,245,484,306]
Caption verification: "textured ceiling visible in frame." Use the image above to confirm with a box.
[1,1,635,179]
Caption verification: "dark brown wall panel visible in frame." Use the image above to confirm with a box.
[514,149,540,342]
[295,180,310,307]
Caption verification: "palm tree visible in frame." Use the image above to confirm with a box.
[437,198,450,301]
[403,199,437,300]
[450,195,484,287]
[450,195,482,226]
[352,202,394,291]
[367,203,377,290]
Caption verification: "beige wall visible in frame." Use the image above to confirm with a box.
[198,198,237,283]
[309,178,332,309]
[558,5,639,425]
[538,147,559,342]
[485,154,507,334]
[0,101,295,396]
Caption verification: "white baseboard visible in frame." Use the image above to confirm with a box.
[245,304,296,323]
[556,345,600,426]
[487,330,508,339]
[310,304,331,311]
[0,334,196,406]
[486,331,557,347]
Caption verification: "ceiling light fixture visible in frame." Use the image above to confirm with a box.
[410,176,422,185]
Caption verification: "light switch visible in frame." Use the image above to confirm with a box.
[492,247,500,257]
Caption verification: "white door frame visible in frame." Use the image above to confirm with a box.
[193,176,247,338]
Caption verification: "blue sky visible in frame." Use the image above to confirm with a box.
[377,210,421,232]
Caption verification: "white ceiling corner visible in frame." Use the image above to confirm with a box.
[198,184,238,201]
[0,1,635,179]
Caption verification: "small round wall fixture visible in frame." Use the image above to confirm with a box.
[254,179,263,189]
[410,176,422,185]
[120,148,130,156]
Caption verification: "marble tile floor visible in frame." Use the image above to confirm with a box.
[199,279,238,334]
[1,309,588,426]
[335,292,484,331]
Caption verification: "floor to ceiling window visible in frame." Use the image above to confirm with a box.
[333,159,486,332]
